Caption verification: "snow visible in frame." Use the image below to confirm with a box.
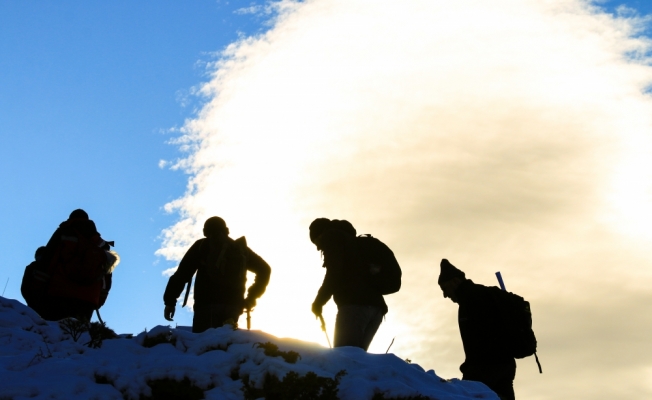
[0,296,498,399]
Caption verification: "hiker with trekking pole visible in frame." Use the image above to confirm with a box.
[309,218,401,351]
[438,259,541,400]
[163,217,271,333]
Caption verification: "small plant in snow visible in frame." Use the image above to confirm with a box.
[142,331,176,348]
[223,318,238,330]
[254,341,301,364]
[27,335,52,367]
[142,377,207,400]
[85,321,117,348]
[59,317,88,342]
[243,369,346,400]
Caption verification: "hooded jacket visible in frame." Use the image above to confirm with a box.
[456,279,516,378]
[313,228,387,313]
[164,236,271,307]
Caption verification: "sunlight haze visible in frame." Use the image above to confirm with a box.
[157,1,652,399]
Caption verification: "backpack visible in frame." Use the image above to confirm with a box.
[45,221,116,306]
[183,236,248,307]
[52,227,109,286]
[21,252,50,308]
[492,287,542,373]
[355,234,401,295]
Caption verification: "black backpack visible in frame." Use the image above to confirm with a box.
[183,236,248,307]
[492,288,542,373]
[21,256,50,308]
[355,235,401,295]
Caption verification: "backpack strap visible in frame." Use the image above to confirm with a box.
[182,278,192,307]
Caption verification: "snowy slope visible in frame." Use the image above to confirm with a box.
[0,296,497,400]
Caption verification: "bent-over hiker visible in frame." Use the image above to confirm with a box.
[21,209,118,321]
[163,216,271,333]
[439,259,517,400]
[310,218,399,351]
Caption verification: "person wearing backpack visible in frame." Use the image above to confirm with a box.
[309,218,400,351]
[438,258,518,400]
[22,209,118,321]
[163,216,271,333]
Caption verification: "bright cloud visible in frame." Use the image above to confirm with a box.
[160,1,652,398]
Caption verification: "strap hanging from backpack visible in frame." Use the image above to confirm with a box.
[535,352,542,374]
[182,278,192,307]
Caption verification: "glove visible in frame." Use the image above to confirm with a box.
[243,297,256,311]
[311,302,323,317]
[164,304,175,321]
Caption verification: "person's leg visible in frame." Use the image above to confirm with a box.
[39,297,92,321]
[192,304,211,333]
[68,300,94,321]
[485,379,515,400]
[36,296,63,320]
[360,307,384,351]
[334,305,366,348]
[463,366,516,400]
[219,304,244,327]
[334,305,384,350]
[192,304,243,333]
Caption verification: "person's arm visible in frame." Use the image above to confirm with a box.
[312,266,334,316]
[243,248,271,308]
[163,240,203,307]
[311,230,346,316]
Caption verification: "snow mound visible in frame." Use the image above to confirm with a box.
[0,296,497,399]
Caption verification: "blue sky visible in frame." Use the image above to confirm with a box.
[0,4,652,399]
[0,0,272,331]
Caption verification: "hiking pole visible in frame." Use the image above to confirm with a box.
[495,271,506,291]
[246,308,251,330]
[2,278,8,296]
[318,315,332,348]
[385,337,395,354]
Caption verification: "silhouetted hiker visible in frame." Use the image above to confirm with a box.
[439,259,516,400]
[163,217,271,333]
[310,218,401,351]
[21,209,118,321]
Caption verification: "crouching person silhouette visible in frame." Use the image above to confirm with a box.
[309,218,391,351]
[21,209,118,321]
[439,259,516,400]
[163,217,271,333]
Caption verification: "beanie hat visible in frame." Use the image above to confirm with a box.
[34,246,47,261]
[203,217,229,237]
[69,209,89,220]
[309,218,331,244]
[330,219,357,237]
[438,259,465,285]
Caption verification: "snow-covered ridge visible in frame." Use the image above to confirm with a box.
[0,296,497,399]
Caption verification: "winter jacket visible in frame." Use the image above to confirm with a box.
[456,279,516,377]
[313,229,387,313]
[45,218,107,308]
[164,236,271,307]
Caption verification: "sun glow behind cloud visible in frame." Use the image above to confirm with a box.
[159,1,652,398]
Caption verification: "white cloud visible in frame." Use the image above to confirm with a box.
[234,5,265,16]
[161,266,177,277]
[161,1,652,398]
